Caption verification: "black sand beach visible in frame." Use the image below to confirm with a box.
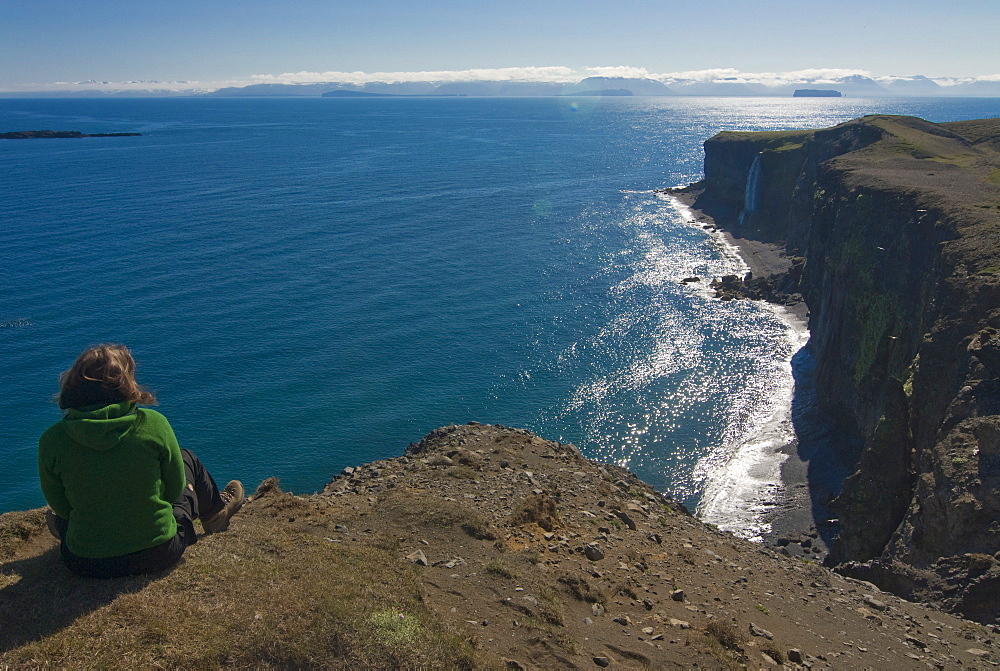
[670,190,838,559]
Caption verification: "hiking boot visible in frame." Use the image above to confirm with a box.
[201,480,245,534]
[46,509,63,540]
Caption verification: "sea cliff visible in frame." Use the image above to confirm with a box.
[690,114,1000,623]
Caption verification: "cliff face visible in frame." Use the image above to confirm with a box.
[694,115,1000,622]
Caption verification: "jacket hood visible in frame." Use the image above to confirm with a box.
[62,402,139,451]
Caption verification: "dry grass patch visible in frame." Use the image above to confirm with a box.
[702,620,748,669]
[385,490,498,541]
[556,574,606,605]
[509,493,560,532]
[484,559,518,580]
[0,508,45,560]
[0,488,479,669]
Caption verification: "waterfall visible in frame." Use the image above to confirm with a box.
[738,154,762,227]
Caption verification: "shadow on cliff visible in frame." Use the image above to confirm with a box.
[789,345,857,550]
[0,545,171,654]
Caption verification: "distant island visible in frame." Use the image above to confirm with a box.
[0,130,141,139]
[792,89,843,97]
[562,89,633,97]
[321,90,400,98]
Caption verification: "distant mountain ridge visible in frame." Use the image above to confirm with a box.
[5,73,1000,98]
[200,75,1000,98]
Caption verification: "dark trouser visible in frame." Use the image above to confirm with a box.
[58,448,224,579]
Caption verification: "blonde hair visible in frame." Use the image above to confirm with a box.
[58,344,157,409]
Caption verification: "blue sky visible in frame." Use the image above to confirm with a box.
[2,0,998,90]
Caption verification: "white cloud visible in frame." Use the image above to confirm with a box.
[583,66,656,79]
[655,68,874,87]
[1,78,239,93]
[655,68,744,83]
[250,66,580,85]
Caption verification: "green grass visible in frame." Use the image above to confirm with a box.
[773,141,805,153]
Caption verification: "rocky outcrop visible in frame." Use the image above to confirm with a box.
[709,256,805,305]
[693,115,1000,622]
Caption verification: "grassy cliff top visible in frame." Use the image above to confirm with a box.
[830,116,1000,275]
[705,115,1000,273]
[2,423,997,668]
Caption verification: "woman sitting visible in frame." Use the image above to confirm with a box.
[38,344,243,579]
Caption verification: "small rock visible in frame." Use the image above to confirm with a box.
[585,544,606,561]
[341,466,355,476]
[642,627,654,635]
[405,549,428,566]
[584,617,594,625]
[863,595,887,611]
[333,524,349,533]
[593,656,611,668]
[613,510,637,530]
[612,615,632,626]
[668,618,690,629]
[592,602,606,617]
[787,648,804,663]
[427,455,454,466]
[671,589,686,602]
[966,648,991,658]
[750,623,774,639]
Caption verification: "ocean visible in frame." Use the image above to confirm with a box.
[3,96,998,536]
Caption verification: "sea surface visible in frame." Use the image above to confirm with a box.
[3,96,998,536]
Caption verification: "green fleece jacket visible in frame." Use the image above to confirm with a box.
[38,402,185,559]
